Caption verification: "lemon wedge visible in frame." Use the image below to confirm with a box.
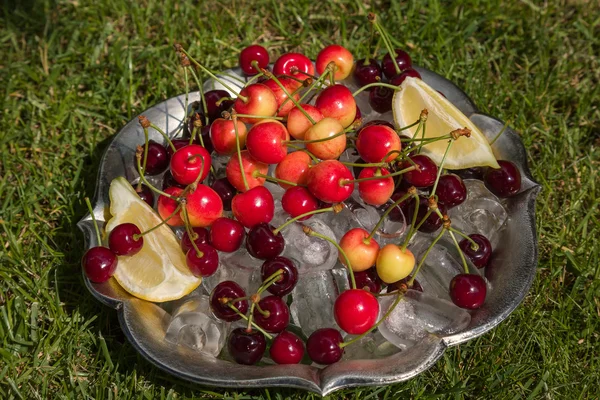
[105,177,201,302]
[393,77,499,169]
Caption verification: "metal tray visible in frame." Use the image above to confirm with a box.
[78,66,540,395]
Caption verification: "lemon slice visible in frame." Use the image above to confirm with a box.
[393,77,499,169]
[105,177,201,302]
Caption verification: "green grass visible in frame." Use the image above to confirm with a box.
[1,0,599,398]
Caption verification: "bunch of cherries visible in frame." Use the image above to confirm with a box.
[81,13,523,366]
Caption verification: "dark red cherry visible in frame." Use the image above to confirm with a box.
[388,190,413,222]
[209,281,248,321]
[201,90,235,122]
[389,67,421,86]
[362,119,395,130]
[353,267,383,293]
[181,227,209,254]
[353,58,382,88]
[435,174,467,208]
[239,45,269,75]
[253,295,290,333]
[449,274,487,309]
[246,223,284,260]
[459,234,492,268]
[209,217,245,253]
[456,167,484,180]
[386,276,423,293]
[162,170,186,190]
[137,140,169,175]
[211,177,236,211]
[306,328,344,365]
[401,154,438,188]
[228,328,267,365]
[484,160,521,198]
[270,330,305,364]
[168,138,191,158]
[260,257,299,296]
[186,243,219,277]
[382,49,412,78]
[82,247,118,283]
[133,184,154,207]
[368,86,393,113]
[281,187,319,221]
[408,195,447,233]
[108,223,143,256]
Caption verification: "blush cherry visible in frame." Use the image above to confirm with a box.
[180,227,209,254]
[260,256,298,296]
[228,328,267,365]
[382,49,412,78]
[82,247,118,283]
[253,295,290,333]
[484,160,521,198]
[435,174,467,208]
[210,281,248,322]
[459,234,492,268]
[353,58,382,88]
[246,223,284,260]
[186,243,219,277]
[108,223,143,256]
[449,274,487,309]
[209,217,245,253]
[239,44,269,75]
[270,331,305,364]
[306,328,344,365]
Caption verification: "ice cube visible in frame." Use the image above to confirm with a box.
[378,290,471,350]
[165,295,228,357]
[202,248,262,295]
[341,330,401,361]
[289,268,347,337]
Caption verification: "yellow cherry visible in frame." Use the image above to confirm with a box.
[376,244,415,284]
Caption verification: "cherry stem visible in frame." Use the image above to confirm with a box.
[352,82,401,97]
[247,302,256,332]
[135,153,180,200]
[256,269,284,296]
[449,227,479,251]
[136,127,150,191]
[148,123,177,152]
[413,209,432,233]
[286,144,319,163]
[408,227,446,286]
[178,47,248,103]
[261,68,316,125]
[181,202,204,259]
[366,190,414,242]
[489,120,509,145]
[295,72,329,105]
[183,67,189,122]
[365,22,375,64]
[227,304,273,340]
[339,161,387,168]
[254,302,270,318]
[401,192,421,251]
[253,173,303,188]
[449,230,471,274]
[273,207,335,235]
[305,227,356,290]
[189,125,198,146]
[417,121,427,154]
[339,291,404,349]
[286,129,346,145]
[340,165,416,185]
[84,197,102,245]
[430,139,454,196]
[276,84,306,113]
[401,134,452,144]
[234,113,284,121]
[329,68,335,85]
[189,156,206,189]
[397,119,420,133]
[188,67,210,126]
[370,15,401,76]
[232,112,249,192]
[133,203,183,240]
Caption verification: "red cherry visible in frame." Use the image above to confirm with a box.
[180,227,209,254]
[170,144,211,185]
[246,223,284,260]
[260,256,299,296]
[185,243,219,277]
[210,118,248,155]
[253,295,290,333]
[185,184,223,227]
[357,167,394,206]
[306,328,344,364]
[282,187,319,220]
[226,150,268,192]
[275,151,312,190]
[449,274,487,309]
[208,217,245,253]
[209,281,248,322]
[315,84,357,128]
[401,154,438,188]
[231,186,274,228]
[157,186,185,226]
[108,223,143,256]
[234,83,278,124]
[356,124,401,163]
[316,44,354,80]
[167,138,191,158]
[306,160,354,204]
[82,247,117,283]
[273,52,315,79]
[382,49,412,78]
[270,331,305,364]
[334,289,379,334]
[246,120,289,164]
[239,45,269,75]
[262,77,300,117]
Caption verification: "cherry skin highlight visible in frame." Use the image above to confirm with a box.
[273,52,315,80]
[170,144,211,185]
